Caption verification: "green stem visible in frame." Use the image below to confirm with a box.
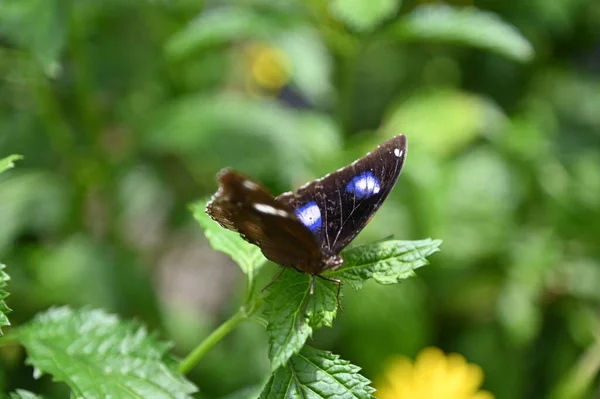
[178,308,247,375]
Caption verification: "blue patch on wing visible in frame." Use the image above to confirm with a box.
[294,201,322,233]
[346,171,381,199]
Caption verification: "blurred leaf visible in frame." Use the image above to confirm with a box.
[0,155,22,174]
[259,345,375,398]
[17,307,197,399]
[549,339,600,399]
[144,95,341,181]
[562,259,600,302]
[191,201,266,277]
[383,90,506,156]
[9,390,42,399]
[219,384,265,399]
[0,171,69,254]
[498,230,559,345]
[27,234,114,308]
[166,7,289,59]
[264,269,338,372]
[539,70,600,131]
[391,4,534,62]
[329,0,401,32]
[0,264,11,335]
[442,147,517,262]
[275,27,334,104]
[329,239,442,290]
[497,284,542,346]
[340,280,430,375]
[0,0,65,74]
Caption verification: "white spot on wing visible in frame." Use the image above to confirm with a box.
[394,148,402,157]
[253,203,289,217]
[242,180,260,190]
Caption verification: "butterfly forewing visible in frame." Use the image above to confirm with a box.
[206,169,322,271]
[276,135,407,256]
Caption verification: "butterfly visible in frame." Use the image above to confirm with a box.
[206,134,407,308]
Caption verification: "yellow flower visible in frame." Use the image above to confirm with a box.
[375,347,494,399]
[244,43,292,91]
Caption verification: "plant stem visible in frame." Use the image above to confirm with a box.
[178,308,247,375]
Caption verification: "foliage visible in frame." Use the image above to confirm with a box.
[198,214,440,393]
[9,390,42,399]
[0,158,17,334]
[0,0,599,398]
[259,345,375,399]
[0,264,10,335]
[0,155,22,174]
[390,4,534,62]
[17,307,197,398]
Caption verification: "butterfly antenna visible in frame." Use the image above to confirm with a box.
[316,275,343,313]
[261,268,286,293]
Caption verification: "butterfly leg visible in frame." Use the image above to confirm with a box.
[316,275,343,313]
[261,267,286,293]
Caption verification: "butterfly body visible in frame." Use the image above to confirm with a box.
[206,134,407,296]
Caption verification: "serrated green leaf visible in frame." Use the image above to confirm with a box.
[329,0,401,32]
[9,389,43,399]
[391,4,534,62]
[192,201,266,277]
[0,155,23,174]
[328,239,442,290]
[0,264,12,335]
[265,270,338,371]
[259,345,375,399]
[17,307,197,399]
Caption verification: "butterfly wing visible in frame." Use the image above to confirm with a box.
[206,168,323,272]
[276,134,407,257]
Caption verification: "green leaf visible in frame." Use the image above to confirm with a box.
[17,307,197,399]
[191,201,266,277]
[329,239,442,290]
[0,0,65,75]
[218,384,265,399]
[259,345,375,399]
[265,270,338,371]
[0,171,69,254]
[275,27,334,105]
[330,0,401,32]
[144,95,342,181]
[382,90,506,157]
[9,390,43,399]
[0,155,23,174]
[391,4,534,62]
[0,264,12,335]
[166,7,284,59]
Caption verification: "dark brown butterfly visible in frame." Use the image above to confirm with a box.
[206,134,408,307]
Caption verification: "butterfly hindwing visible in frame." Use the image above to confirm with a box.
[206,169,323,272]
[276,135,407,257]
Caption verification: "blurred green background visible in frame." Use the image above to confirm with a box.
[1,0,599,398]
